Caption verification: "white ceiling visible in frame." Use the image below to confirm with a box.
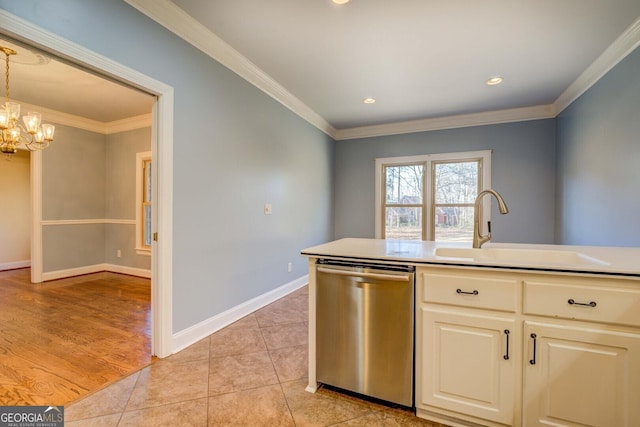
[3,1,640,137]
[169,0,640,130]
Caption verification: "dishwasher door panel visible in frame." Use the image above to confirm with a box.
[316,264,414,407]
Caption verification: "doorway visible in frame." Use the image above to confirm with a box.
[1,14,174,358]
[0,150,30,270]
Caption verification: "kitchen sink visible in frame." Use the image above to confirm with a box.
[434,247,609,267]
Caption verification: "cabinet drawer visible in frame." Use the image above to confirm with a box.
[421,272,518,312]
[524,280,640,327]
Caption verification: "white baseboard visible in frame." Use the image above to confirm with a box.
[171,274,309,354]
[0,260,31,271]
[106,264,151,278]
[42,264,107,281]
[41,263,151,281]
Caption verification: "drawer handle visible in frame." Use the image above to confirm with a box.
[456,288,479,295]
[503,329,510,360]
[529,333,537,365]
[568,299,597,308]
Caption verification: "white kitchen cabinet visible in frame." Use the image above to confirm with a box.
[419,308,518,425]
[523,321,640,427]
[416,268,521,426]
[521,274,640,427]
[416,266,640,427]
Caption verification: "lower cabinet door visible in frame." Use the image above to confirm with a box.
[418,307,518,425]
[523,321,640,427]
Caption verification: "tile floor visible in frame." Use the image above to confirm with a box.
[65,286,445,426]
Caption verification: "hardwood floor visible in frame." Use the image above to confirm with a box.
[0,268,152,406]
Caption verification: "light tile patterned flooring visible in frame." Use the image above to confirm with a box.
[65,286,445,426]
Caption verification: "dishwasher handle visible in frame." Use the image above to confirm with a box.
[317,266,413,282]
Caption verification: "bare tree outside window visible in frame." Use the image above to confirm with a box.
[377,151,488,242]
[384,164,423,240]
[433,161,480,242]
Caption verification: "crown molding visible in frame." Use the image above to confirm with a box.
[17,100,107,133]
[554,16,640,114]
[15,100,151,134]
[105,114,153,133]
[334,105,557,141]
[124,0,336,138]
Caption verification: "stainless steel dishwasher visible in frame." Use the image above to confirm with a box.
[315,259,415,407]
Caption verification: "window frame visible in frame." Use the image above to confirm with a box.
[135,151,152,255]
[375,150,492,240]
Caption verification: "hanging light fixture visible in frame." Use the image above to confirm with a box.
[0,46,55,157]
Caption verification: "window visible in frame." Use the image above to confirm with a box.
[383,163,424,240]
[375,150,491,242]
[136,151,152,254]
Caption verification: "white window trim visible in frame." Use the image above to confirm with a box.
[375,150,492,240]
[136,151,152,255]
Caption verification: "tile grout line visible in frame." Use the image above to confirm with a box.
[264,341,297,425]
[258,312,299,425]
[116,370,142,425]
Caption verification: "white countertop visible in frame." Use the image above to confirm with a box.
[301,238,640,276]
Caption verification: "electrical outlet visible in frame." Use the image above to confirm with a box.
[287,262,292,273]
[117,249,122,258]
[264,203,272,215]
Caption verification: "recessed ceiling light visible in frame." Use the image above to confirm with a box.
[363,97,376,104]
[333,0,350,4]
[486,76,504,86]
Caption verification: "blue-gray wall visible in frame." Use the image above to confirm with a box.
[0,0,334,333]
[334,120,557,244]
[42,125,106,272]
[41,124,152,273]
[105,128,152,270]
[556,46,640,247]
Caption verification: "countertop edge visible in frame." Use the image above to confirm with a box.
[301,238,640,278]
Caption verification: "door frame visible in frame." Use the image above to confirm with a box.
[1,10,174,358]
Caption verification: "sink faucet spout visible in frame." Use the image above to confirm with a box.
[473,189,509,248]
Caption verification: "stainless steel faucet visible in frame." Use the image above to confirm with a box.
[473,189,509,248]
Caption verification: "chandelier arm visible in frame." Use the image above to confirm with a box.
[0,46,54,158]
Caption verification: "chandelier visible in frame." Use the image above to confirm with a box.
[0,46,55,157]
